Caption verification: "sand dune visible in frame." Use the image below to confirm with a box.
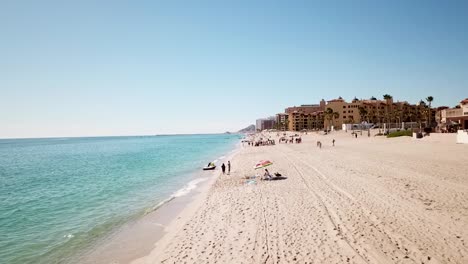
[133,131,468,264]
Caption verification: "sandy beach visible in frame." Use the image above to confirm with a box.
[132,131,468,264]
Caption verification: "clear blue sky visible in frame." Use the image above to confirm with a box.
[1,0,467,138]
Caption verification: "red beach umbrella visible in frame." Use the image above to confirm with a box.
[254,160,273,170]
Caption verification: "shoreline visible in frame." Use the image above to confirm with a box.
[77,141,242,264]
[129,131,468,263]
[130,146,242,264]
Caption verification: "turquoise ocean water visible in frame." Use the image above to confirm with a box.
[0,134,240,264]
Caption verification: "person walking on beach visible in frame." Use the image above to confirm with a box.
[332,139,335,146]
[221,163,226,174]
[227,161,231,174]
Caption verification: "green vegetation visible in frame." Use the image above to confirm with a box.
[386,130,412,138]
[324,108,339,129]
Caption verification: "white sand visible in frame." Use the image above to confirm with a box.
[133,131,468,264]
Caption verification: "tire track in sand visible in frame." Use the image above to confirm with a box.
[280,151,370,263]
[284,145,468,263]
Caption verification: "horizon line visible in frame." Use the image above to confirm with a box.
[0,132,245,141]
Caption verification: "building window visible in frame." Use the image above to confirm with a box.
[343,106,346,108]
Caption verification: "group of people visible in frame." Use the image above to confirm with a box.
[262,168,282,181]
[247,139,275,146]
[279,137,302,144]
[218,161,281,181]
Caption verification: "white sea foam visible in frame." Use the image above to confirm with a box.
[172,178,208,197]
[145,177,209,215]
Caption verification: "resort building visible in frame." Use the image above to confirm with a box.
[324,97,435,129]
[282,100,326,131]
[268,96,437,132]
[436,98,468,131]
[275,113,289,131]
[288,111,324,131]
[256,118,276,131]
[285,100,326,115]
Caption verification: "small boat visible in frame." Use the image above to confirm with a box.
[203,162,216,171]
[203,165,216,171]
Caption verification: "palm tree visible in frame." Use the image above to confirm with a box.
[407,112,413,122]
[416,100,427,129]
[317,113,324,129]
[426,96,434,127]
[426,96,434,108]
[333,112,340,125]
[367,108,376,123]
[324,108,340,130]
[393,109,402,126]
[358,106,368,123]
[383,94,393,130]
[325,108,334,129]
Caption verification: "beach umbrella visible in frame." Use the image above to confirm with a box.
[254,160,273,170]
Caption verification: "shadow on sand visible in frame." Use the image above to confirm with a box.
[269,176,288,181]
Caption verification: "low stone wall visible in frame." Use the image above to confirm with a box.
[457,130,468,144]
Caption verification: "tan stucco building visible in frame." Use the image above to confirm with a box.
[436,99,468,131]
[276,97,436,132]
[324,97,433,129]
[283,100,326,131]
[287,111,324,131]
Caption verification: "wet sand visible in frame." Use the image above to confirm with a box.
[132,131,468,264]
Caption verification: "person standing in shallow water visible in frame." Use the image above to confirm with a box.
[227,161,231,174]
[221,163,226,174]
[332,139,335,146]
